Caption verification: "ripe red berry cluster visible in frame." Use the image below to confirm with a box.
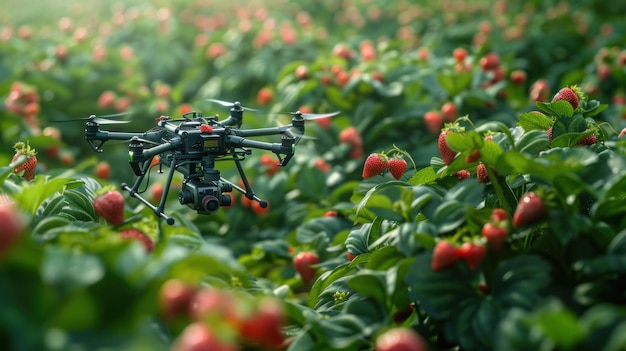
[430,240,486,271]
[481,208,509,251]
[362,153,408,180]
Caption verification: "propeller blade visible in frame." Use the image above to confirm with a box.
[206,99,258,111]
[94,117,131,124]
[296,111,341,120]
[111,137,161,146]
[51,112,131,124]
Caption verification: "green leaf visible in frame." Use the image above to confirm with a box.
[405,252,478,320]
[437,70,473,96]
[536,100,574,117]
[345,223,371,255]
[432,201,468,233]
[40,246,105,291]
[355,181,411,219]
[347,271,388,306]
[516,129,550,154]
[490,255,552,309]
[408,166,437,185]
[517,112,553,131]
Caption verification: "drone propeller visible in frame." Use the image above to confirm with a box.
[285,110,341,120]
[206,99,259,112]
[52,112,131,124]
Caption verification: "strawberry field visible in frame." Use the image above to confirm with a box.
[2,0,626,350]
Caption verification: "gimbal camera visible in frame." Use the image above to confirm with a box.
[79,100,338,225]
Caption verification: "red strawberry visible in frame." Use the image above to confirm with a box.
[454,169,470,181]
[431,240,460,270]
[293,251,320,284]
[339,126,362,147]
[11,141,37,181]
[490,208,508,222]
[441,102,457,122]
[188,287,238,322]
[530,79,550,102]
[199,124,213,133]
[481,222,508,251]
[512,192,548,228]
[0,202,25,257]
[547,126,553,143]
[452,47,468,63]
[552,87,579,110]
[93,190,125,226]
[388,157,407,180]
[346,251,358,262]
[240,297,285,348]
[479,52,500,70]
[438,130,457,165]
[459,242,486,270]
[362,153,388,178]
[120,229,154,253]
[159,279,197,320]
[477,163,489,183]
[256,88,274,106]
[95,161,111,179]
[375,327,428,351]
[465,149,481,163]
[577,131,597,146]
[172,322,238,351]
[424,111,443,135]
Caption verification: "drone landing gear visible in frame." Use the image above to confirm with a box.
[122,182,176,225]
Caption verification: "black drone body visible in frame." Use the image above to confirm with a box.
[82,101,338,224]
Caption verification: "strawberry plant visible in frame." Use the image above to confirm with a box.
[2,1,626,350]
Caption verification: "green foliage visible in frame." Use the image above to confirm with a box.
[2,0,626,350]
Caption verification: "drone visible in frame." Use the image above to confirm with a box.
[78,99,339,225]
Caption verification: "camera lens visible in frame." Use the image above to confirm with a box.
[201,195,220,212]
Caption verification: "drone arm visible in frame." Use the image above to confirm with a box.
[227,136,292,154]
[85,129,152,152]
[234,125,291,137]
